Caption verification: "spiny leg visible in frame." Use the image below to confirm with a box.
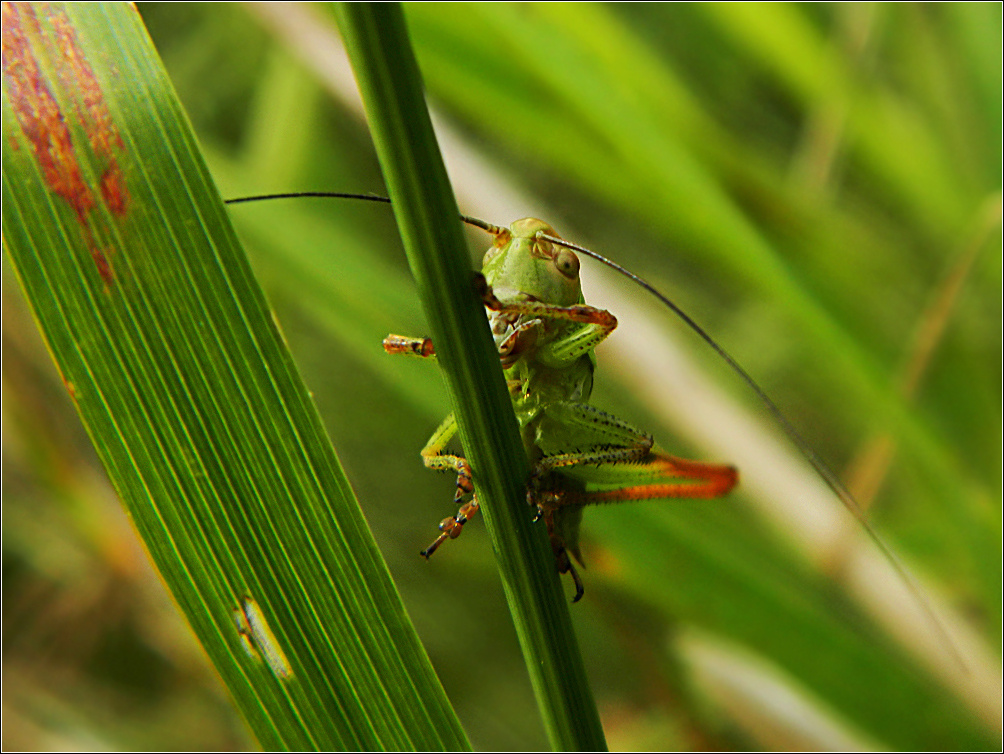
[386,271,615,369]
[475,274,618,364]
[530,456,737,602]
[384,334,492,557]
[534,401,655,473]
[581,452,738,503]
[420,499,480,559]
[529,405,737,601]
[532,403,738,498]
[416,413,480,558]
[539,451,738,512]
[526,402,656,532]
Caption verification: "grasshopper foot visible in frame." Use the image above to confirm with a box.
[554,544,585,603]
[420,499,479,558]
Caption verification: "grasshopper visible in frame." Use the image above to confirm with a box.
[382,218,736,600]
[226,193,960,654]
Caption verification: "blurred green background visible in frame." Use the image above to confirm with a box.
[3,3,1000,750]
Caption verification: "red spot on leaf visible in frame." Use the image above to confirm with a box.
[3,2,131,284]
[91,246,115,287]
[50,10,127,170]
[100,163,129,216]
[3,3,94,223]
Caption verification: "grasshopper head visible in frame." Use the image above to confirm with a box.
[482,218,582,306]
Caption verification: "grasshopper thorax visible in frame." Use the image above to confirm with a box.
[482,218,583,308]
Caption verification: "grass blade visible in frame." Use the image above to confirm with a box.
[2,3,466,749]
[334,4,607,750]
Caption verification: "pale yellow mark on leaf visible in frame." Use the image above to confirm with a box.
[234,595,294,681]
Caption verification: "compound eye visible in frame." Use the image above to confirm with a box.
[553,249,580,279]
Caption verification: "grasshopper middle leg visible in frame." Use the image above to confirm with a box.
[416,413,481,558]
[383,335,483,557]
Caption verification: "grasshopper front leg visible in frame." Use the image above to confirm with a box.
[383,334,436,358]
[476,273,618,366]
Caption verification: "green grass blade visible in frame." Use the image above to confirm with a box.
[334,4,607,750]
[1,3,466,749]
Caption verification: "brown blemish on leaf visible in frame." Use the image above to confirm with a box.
[49,6,129,217]
[100,162,129,216]
[2,3,95,223]
[2,2,131,289]
[91,247,115,287]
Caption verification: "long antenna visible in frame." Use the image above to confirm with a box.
[224,191,495,235]
[225,191,392,207]
[227,191,965,668]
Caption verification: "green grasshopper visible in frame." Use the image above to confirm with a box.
[382,217,736,600]
[226,192,959,651]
